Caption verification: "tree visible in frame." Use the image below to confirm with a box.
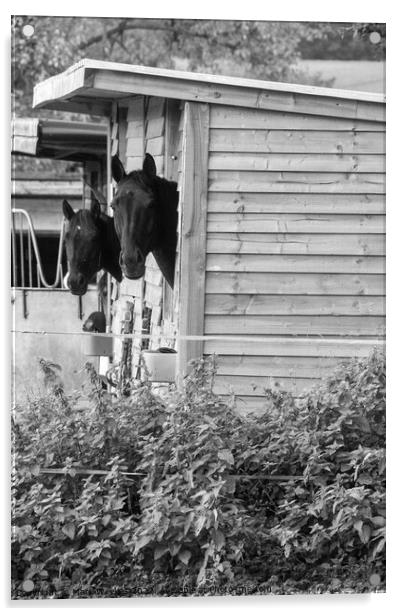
[12,17,339,118]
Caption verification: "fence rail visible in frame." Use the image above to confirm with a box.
[11,208,65,289]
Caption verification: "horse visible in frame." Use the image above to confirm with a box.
[110,153,178,288]
[62,198,122,296]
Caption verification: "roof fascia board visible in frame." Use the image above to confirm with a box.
[33,58,385,122]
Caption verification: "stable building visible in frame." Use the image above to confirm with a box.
[33,59,385,412]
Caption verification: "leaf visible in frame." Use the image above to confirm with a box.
[353,520,363,533]
[154,545,169,560]
[196,564,206,586]
[224,475,236,494]
[194,515,206,537]
[134,535,152,554]
[213,529,225,550]
[184,512,195,535]
[31,464,40,476]
[357,524,372,544]
[218,449,234,466]
[178,549,192,565]
[61,523,75,540]
[102,514,112,527]
[169,543,181,556]
[371,516,385,527]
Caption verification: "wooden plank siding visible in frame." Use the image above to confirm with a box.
[207,234,385,255]
[205,102,385,406]
[208,193,385,215]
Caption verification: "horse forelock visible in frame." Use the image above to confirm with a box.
[69,209,100,235]
[119,170,153,194]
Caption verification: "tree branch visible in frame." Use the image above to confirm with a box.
[77,19,174,51]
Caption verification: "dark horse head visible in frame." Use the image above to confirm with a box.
[62,199,122,296]
[111,154,178,288]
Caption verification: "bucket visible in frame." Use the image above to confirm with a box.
[82,334,114,357]
[142,349,177,382]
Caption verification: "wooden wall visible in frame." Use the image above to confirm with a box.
[203,102,385,411]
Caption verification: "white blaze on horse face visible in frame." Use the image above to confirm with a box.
[63,272,70,289]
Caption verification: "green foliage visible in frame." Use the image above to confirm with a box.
[298,22,385,60]
[12,16,350,119]
[266,352,386,582]
[11,351,385,598]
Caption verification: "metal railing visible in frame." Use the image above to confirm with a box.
[11,208,65,289]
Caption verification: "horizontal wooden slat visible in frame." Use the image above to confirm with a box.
[145,282,163,307]
[146,116,165,140]
[126,97,144,121]
[209,129,385,154]
[208,171,385,194]
[125,156,143,172]
[206,254,385,274]
[207,192,385,215]
[12,180,82,197]
[207,233,385,256]
[126,121,144,138]
[215,355,351,378]
[144,268,163,286]
[207,213,384,234]
[209,153,385,173]
[205,272,384,295]
[213,374,324,397]
[204,337,384,356]
[146,136,164,156]
[126,136,144,157]
[205,294,385,316]
[205,315,385,336]
[146,96,165,120]
[210,106,385,131]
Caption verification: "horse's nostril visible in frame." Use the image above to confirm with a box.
[134,248,144,264]
[77,273,86,287]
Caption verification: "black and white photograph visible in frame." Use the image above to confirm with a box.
[9,7,386,603]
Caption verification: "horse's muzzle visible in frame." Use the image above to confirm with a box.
[120,250,145,280]
[67,272,88,296]
[122,265,146,280]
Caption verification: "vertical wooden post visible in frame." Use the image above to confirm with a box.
[105,115,113,333]
[177,102,209,377]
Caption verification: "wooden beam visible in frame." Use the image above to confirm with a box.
[91,68,384,121]
[177,102,209,376]
[33,59,385,121]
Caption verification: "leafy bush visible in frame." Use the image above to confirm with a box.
[268,351,386,588]
[11,351,385,598]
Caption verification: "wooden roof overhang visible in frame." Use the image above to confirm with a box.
[33,58,385,122]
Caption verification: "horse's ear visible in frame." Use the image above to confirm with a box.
[143,153,157,179]
[90,199,101,221]
[62,199,75,221]
[111,155,126,183]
